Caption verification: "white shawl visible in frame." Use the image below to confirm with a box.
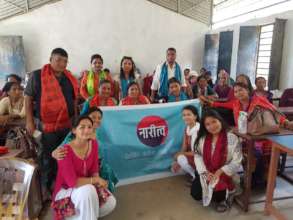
[186,122,200,151]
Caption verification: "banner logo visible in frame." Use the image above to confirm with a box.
[137,116,168,147]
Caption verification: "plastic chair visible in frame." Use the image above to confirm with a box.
[0,158,35,220]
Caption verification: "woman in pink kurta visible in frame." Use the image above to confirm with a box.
[52,116,116,220]
[53,139,99,199]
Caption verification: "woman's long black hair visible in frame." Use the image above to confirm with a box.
[193,109,229,152]
[2,82,18,93]
[182,105,199,122]
[233,81,253,97]
[72,115,93,128]
[71,115,93,138]
[236,74,254,95]
[120,56,136,79]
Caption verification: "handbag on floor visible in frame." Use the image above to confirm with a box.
[5,127,39,159]
[51,189,75,220]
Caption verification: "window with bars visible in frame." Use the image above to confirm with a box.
[255,24,274,82]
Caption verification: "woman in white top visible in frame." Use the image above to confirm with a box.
[171,105,200,180]
[191,109,242,212]
[0,82,25,125]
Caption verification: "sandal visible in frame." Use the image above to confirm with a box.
[216,201,229,212]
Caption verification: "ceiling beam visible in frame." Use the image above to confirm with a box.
[213,0,229,7]
[177,0,181,12]
[210,0,213,26]
[25,0,29,12]
[181,0,207,13]
[2,0,26,12]
[147,0,210,25]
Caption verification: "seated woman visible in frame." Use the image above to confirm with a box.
[203,82,287,132]
[119,56,138,99]
[53,107,118,192]
[204,71,214,88]
[201,82,290,185]
[226,74,254,101]
[80,54,114,100]
[52,116,116,220]
[253,77,273,103]
[0,74,22,100]
[213,71,233,100]
[0,82,25,126]
[189,71,198,88]
[171,105,200,180]
[82,80,116,112]
[120,82,150,105]
[216,69,235,86]
[191,110,242,212]
[167,77,188,102]
[192,75,216,99]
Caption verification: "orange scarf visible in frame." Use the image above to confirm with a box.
[40,64,78,132]
[121,95,149,105]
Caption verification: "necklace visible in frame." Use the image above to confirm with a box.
[72,140,90,176]
[81,141,90,176]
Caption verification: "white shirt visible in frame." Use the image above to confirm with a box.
[0,96,25,118]
[194,132,243,176]
[151,62,186,91]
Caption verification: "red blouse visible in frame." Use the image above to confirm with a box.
[90,94,116,107]
[121,95,150,105]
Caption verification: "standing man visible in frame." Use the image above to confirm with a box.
[25,48,78,196]
[150,48,186,102]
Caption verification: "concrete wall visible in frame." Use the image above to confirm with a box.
[0,0,208,77]
[209,10,293,90]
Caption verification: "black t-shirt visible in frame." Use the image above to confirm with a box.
[25,69,75,119]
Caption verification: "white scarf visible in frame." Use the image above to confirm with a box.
[186,122,200,152]
[200,174,219,206]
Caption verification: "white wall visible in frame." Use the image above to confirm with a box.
[209,10,293,90]
[0,0,208,77]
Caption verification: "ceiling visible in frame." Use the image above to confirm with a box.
[147,0,212,25]
[0,0,58,21]
[1,0,291,27]
[0,0,212,25]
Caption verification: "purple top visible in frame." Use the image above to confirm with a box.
[280,89,293,107]
[53,139,99,200]
[214,85,233,99]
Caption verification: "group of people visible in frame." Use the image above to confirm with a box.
[0,46,293,219]
[169,80,292,212]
